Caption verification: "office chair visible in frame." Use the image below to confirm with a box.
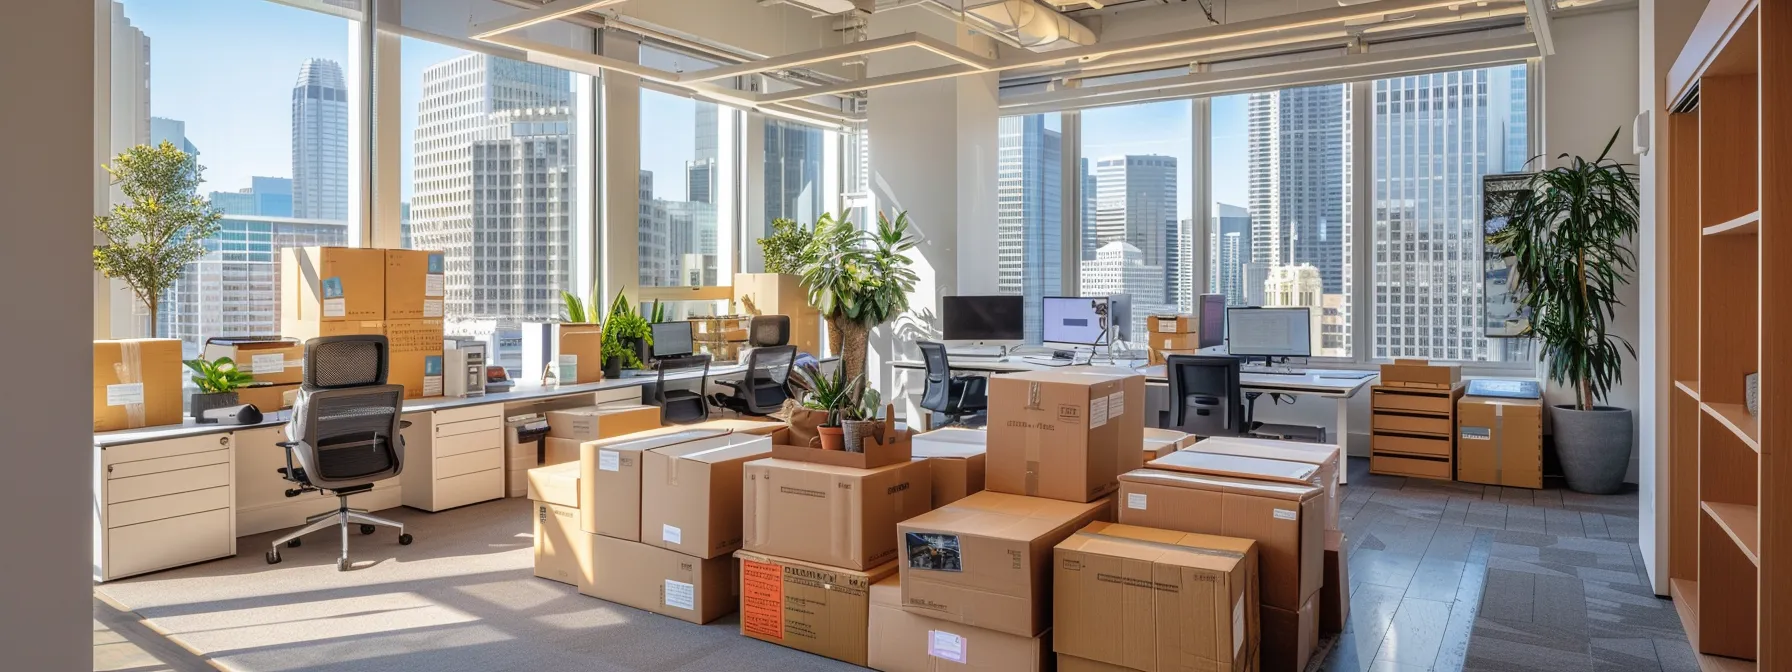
[654,354,712,425]
[712,345,796,417]
[269,335,413,571]
[748,315,790,348]
[917,341,988,429]
[1164,354,1327,442]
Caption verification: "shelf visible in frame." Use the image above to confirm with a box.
[1703,210,1761,236]
[1701,402,1762,451]
[1700,654,1758,672]
[1672,578,1701,647]
[1701,501,1761,565]
[1676,379,1702,400]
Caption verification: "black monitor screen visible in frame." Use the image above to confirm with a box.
[650,321,694,358]
[941,295,1025,341]
[1198,294,1226,349]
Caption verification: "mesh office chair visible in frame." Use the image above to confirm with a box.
[917,341,988,429]
[712,345,796,416]
[269,336,413,571]
[748,315,790,348]
[654,354,712,425]
[1165,354,1327,442]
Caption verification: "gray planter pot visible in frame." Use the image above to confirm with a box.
[1552,405,1633,494]
[191,391,240,423]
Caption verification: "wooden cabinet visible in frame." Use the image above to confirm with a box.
[402,405,505,512]
[95,434,236,581]
[1368,384,1463,481]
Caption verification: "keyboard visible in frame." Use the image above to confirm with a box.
[1241,365,1305,376]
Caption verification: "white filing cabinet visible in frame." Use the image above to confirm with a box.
[402,405,505,512]
[95,434,237,582]
[232,426,403,537]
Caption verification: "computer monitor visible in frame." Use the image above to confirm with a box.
[1197,294,1226,349]
[1226,307,1312,359]
[1041,296,1109,345]
[649,321,694,359]
[941,295,1025,342]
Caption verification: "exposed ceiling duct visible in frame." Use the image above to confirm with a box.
[962,0,1097,50]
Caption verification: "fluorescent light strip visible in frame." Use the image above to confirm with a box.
[470,0,630,41]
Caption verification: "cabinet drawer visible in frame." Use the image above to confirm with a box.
[108,449,229,480]
[108,463,231,505]
[1371,390,1455,414]
[438,447,502,479]
[106,507,232,580]
[1372,432,1453,458]
[1371,453,1452,480]
[108,486,230,528]
[433,404,503,426]
[1372,412,1453,436]
[594,387,643,405]
[433,467,502,510]
[436,428,502,458]
[105,434,232,466]
[437,415,502,440]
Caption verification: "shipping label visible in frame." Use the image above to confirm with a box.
[250,353,286,375]
[741,559,785,640]
[663,580,695,611]
[928,630,967,663]
[1127,492,1148,510]
[1089,395,1109,428]
[105,383,144,406]
[598,449,621,472]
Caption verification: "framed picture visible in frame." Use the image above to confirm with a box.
[1483,173,1533,338]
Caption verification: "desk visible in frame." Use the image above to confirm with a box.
[889,357,1375,484]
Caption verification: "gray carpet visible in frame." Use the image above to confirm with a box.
[95,498,862,672]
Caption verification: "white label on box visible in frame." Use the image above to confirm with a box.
[322,298,346,318]
[425,274,445,297]
[598,449,621,472]
[662,524,682,545]
[105,383,144,406]
[558,354,577,381]
[251,353,286,375]
[423,299,444,318]
[664,580,695,611]
[1107,391,1125,419]
[1089,395,1109,428]
[1460,427,1491,441]
[1127,493,1148,510]
[1232,595,1246,655]
[1273,508,1297,521]
[1159,320,1175,333]
[928,630,967,663]
[423,375,443,397]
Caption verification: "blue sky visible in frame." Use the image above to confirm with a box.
[1076,96,1251,220]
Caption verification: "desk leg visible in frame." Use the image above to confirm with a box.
[1335,396,1350,485]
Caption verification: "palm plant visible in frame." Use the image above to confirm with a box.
[799,211,920,391]
[795,365,858,427]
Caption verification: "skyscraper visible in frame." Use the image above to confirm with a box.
[764,119,824,227]
[686,104,718,205]
[1209,203,1252,306]
[997,115,1062,343]
[1079,158,1097,260]
[149,117,197,156]
[1079,241,1171,340]
[291,59,349,221]
[108,1,149,165]
[210,176,292,217]
[1247,84,1352,357]
[160,216,349,357]
[1088,156,1178,312]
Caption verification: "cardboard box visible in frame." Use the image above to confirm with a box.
[1054,522,1258,672]
[1149,314,1195,334]
[1147,348,1201,366]
[383,249,444,320]
[584,536,737,624]
[281,246,386,332]
[986,368,1145,503]
[546,404,661,442]
[1322,531,1348,635]
[93,339,184,432]
[736,549,897,666]
[629,419,792,446]
[528,462,589,587]
[898,491,1112,637]
[868,575,1052,672]
[1379,358,1462,389]
[384,318,444,399]
[1142,427,1194,461]
[1456,397,1544,489]
[579,429,730,539]
[1117,469,1324,612]
[1260,593,1318,672]
[555,322,605,384]
[1146,449,1320,487]
[236,383,299,412]
[202,339,303,385]
[1184,436,1341,530]
[287,319,387,342]
[641,433,774,558]
[912,428,988,508]
[543,437,581,466]
[742,457,933,570]
[1151,332,1201,352]
[771,425,913,468]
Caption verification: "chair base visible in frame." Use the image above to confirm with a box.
[268,493,409,571]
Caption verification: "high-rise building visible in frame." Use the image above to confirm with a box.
[997,115,1063,343]
[399,202,411,249]
[411,53,575,325]
[291,59,349,221]
[1373,66,1531,362]
[1247,84,1352,356]
[1079,158,1097,260]
[764,119,824,227]
[149,117,197,157]
[160,216,349,357]
[1079,241,1172,341]
[1089,156,1178,303]
[108,1,149,165]
[210,176,292,217]
[1172,217,1191,311]
[1209,203,1252,306]
[637,171,673,287]
[686,103,718,205]
[1262,263,1327,356]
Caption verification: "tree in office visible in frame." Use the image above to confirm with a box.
[800,210,918,394]
[93,141,223,338]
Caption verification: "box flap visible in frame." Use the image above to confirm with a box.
[653,434,772,464]
[1061,521,1254,572]
[587,428,729,454]
[748,456,919,478]
[1187,436,1338,467]
[1119,468,1320,502]
[734,548,898,582]
[528,461,581,508]
[1148,450,1320,485]
[903,491,1108,541]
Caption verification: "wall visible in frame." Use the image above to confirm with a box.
[1,0,96,667]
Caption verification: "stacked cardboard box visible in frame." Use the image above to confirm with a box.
[504,414,551,497]
[1179,436,1342,530]
[911,427,988,508]
[528,461,590,587]
[279,247,446,399]
[1142,427,1196,461]
[93,339,184,432]
[542,405,661,465]
[739,428,932,665]
[1146,314,1202,365]
[203,339,303,411]
[868,574,1053,672]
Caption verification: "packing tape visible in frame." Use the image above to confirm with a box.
[1494,404,1505,484]
[1071,530,1246,560]
[118,340,146,428]
[832,473,851,565]
[1025,383,1042,497]
[750,471,770,548]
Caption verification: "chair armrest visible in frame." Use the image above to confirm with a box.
[399,420,413,430]
[961,376,989,397]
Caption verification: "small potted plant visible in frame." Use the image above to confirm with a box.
[186,357,253,422]
[599,290,653,378]
[798,366,856,451]
[840,386,884,454]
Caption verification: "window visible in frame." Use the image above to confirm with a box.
[638,89,734,293]
[108,0,360,357]
[998,113,1063,344]
[1211,84,1353,358]
[1080,100,1191,342]
[763,118,831,228]
[1370,65,1533,363]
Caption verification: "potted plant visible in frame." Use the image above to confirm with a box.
[598,289,652,378]
[797,366,856,451]
[840,386,884,454]
[93,141,224,337]
[1491,129,1640,494]
[799,210,920,395]
[186,357,253,422]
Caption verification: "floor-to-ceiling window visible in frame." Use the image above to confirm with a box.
[1079,100,1192,343]
[997,113,1063,344]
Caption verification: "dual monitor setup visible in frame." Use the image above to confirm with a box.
[940,293,1314,361]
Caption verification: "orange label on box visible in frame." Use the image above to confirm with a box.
[742,559,785,640]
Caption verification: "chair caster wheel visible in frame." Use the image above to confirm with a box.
[337,558,350,572]
[266,550,281,564]
[287,538,301,548]
[398,534,413,546]
[360,524,376,535]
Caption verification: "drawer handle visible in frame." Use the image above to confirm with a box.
[219,436,230,446]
